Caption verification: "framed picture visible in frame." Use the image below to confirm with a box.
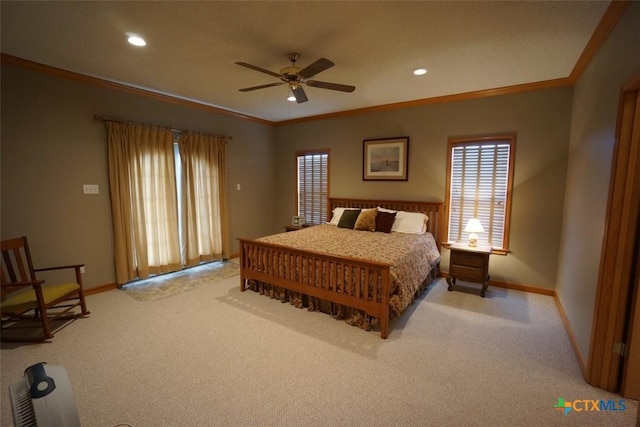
[292,216,305,226]
[363,137,409,181]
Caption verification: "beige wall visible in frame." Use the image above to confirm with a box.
[1,61,571,291]
[275,87,573,289]
[556,2,640,361]
[1,64,276,290]
[2,2,636,306]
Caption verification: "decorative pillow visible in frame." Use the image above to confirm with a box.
[354,208,378,231]
[329,207,359,225]
[375,211,397,233]
[337,209,361,229]
[392,211,429,234]
[377,206,397,214]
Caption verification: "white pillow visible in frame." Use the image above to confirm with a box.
[391,211,429,234]
[328,207,360,225]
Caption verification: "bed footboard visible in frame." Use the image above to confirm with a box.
[239,238,392,339]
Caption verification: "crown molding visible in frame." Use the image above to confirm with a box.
[0,53,273,126]
[569,0,631,82]
[1,1,629,127]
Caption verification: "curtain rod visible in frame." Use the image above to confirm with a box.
[93,114,232,140]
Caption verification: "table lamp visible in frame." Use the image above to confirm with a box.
[464,218,484,247]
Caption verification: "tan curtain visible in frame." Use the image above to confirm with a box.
[179,132,229,266]
[107,122,181,285]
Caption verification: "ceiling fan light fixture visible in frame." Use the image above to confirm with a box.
[413,68,427,76]
[127,34,147,47]
[288,84,298,101]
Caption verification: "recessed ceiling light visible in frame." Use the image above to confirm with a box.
[413,68,427,76]
[127,35,147,47]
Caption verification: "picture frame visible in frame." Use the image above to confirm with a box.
[292,216,305,226]
[363,137,409,181]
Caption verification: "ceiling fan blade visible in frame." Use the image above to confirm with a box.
[239,82,284,92]
[292,85,308,103]
[236,62,282,78]
[298,58,334,79]
[305,80,356,92]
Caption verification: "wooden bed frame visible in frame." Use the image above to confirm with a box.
[238,198,444,339]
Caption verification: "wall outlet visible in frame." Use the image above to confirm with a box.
[83,184,99,194]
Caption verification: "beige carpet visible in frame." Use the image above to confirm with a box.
[1,267,638,427]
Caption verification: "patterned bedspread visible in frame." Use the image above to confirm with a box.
[257,224,440,317]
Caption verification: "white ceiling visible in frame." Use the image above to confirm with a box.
[1,1,611,123]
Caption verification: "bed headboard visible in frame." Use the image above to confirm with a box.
[328,198,445,250]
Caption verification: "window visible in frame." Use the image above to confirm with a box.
[296,150,329,225]
[445,135,515,254]
[106,121,228,284]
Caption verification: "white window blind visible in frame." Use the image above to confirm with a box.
[297,151,329,225]
[448,140,512,250]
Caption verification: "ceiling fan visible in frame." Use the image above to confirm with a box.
[236,53,356,103]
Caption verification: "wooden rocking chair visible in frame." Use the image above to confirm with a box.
[1,236,90,342]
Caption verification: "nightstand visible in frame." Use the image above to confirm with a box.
[284,224,309,232]
[446,243,492,297]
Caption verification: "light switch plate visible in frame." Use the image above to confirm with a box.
[83,184,99,194]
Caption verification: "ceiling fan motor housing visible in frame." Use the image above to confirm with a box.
[280,66,302,82]
[282,53,303,83]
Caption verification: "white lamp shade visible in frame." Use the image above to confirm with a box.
[464,218,485,233]
[464,218,484,247]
